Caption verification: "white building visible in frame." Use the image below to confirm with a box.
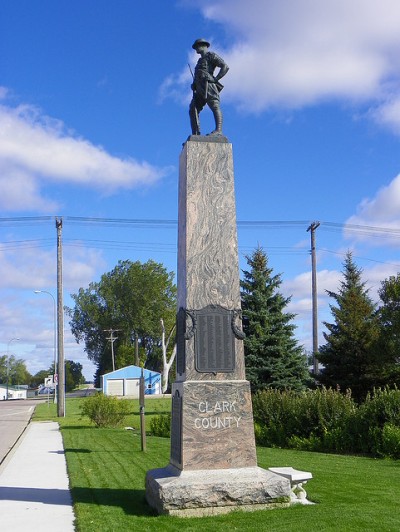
[0,385,28,401]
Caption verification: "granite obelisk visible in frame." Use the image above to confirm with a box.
[170,136,257,471]
[145,135,291,516]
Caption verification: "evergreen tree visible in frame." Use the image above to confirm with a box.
[318,252,380,401]
[240,247,309,393]
[375,274,400,385]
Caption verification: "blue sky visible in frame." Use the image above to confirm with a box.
[1,0,400,379]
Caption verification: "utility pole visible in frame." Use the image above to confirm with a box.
[307,221,320,375]
[104,329,120,371]
[56,217,65,417]
[139,367,146,452]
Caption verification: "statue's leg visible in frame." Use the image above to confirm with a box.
[209,101,223,134]
[189,99,201,135]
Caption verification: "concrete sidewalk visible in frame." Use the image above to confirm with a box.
[0,421,75,531]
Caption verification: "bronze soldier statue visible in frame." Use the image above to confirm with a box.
[189,38,229,136]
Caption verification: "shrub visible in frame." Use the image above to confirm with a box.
[149,412,171,438]
[252,389,299,447]
[252,386,400,458]
[356,387,400,456]
[252,387,357,452]
[80,393,130,428]
[288,433,328,452]
[381,423,400,459]
[360,387,400,428]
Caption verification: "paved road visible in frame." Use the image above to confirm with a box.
[66,387,97,398]
[0,400,41,464]
[0,391,95,464]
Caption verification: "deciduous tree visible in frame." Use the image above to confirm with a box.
[67,259,176,385]
[0,355,31,385]
[65,360,85,391]
[30,369,52,388]
[160,318,176,393]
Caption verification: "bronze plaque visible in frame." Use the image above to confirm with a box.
[194,305,235,373]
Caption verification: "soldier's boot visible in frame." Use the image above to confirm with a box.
[210,104,223,135]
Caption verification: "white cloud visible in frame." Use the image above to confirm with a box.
[0,167,58,211]
[0,245,104,291]
[373,96,400,134]
[345,173,400,244]
[175,1,400,127]
[361,262,400,301]
[0,248,53,289]
[282,267,342,351]
[349,172,400,221]
[0,95,168,212]
[287,297,311,315]
[23,327,96,381]
[0,244,105,379]
[284,268,341,300]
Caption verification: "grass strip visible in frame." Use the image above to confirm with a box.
[35,398,400,531]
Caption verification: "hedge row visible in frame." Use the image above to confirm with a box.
[253,387,400,458]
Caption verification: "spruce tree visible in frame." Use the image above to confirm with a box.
[375,274,400,386]
[318,252,379,401]
[240,247,309,393]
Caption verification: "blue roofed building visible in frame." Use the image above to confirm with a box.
[101,365,161,397]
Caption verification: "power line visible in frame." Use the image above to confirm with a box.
[1,215,400,237]
[0,238,54,250]
[0,216,53,224]
[63,238,177,252]
[0,215,320,228]
[320,249,400,268]
[238,220,310,227]
[64,216,178,228]
[320,221,400,238]
[1,217,400,266]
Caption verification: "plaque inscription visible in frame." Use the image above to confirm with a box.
[194,305,235,373]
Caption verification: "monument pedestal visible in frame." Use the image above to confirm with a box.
[146,136,291,516]
[146,466,290,517]
[170,380,256,470]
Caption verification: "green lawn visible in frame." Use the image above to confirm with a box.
[35,398,400,531]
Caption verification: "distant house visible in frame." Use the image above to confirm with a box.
[101,365,161,398]
[0,385,28,401]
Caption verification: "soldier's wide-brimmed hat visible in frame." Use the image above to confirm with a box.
[192,38,210,49]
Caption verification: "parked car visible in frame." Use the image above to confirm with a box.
[38,386,55,395]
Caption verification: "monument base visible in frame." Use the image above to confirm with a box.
[170,380,257,470]
[146,465,291,517]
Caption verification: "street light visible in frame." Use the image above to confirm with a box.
[6,337,20,400]
[34,290,57,403]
